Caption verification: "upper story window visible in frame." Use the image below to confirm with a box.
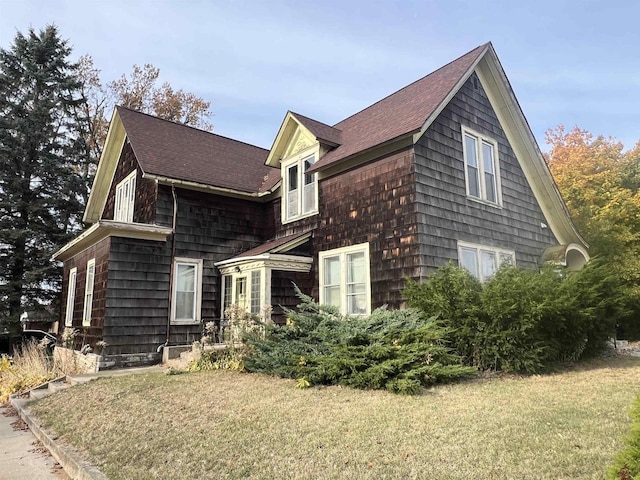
[114,170,136,222]
[458,241,515,282]
[461,127,501,206]
[319,242,371,316]
[282,149,318,223]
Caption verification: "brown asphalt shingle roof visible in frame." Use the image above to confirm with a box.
[117,107,279,193]
[233,231,311,259]
[308,43,489,172]
[290,112,342,146]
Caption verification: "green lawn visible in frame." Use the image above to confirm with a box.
[30,355,640,479]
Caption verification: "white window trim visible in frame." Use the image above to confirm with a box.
[281,144,319,224]
[114,170,136,222]
[461,126,502,207]
[221,266,267,318]
[319,242,371,316]
[171,257,203,325]
[457,241,515,282]
[82,259,95,327]
[65,267,77,327]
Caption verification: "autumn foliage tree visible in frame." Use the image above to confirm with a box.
[76,57,213,199]
[546,126,640,337]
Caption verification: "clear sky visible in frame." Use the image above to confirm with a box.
[0,0,638,151]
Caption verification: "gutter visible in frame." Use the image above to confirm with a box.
[143,174,275,199]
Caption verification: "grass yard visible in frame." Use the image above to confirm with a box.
[29,355,640,479]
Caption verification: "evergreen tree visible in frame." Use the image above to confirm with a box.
[0,25,86,331]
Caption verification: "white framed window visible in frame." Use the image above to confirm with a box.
[221,268,264,317]
[114,170,136,222]
[82,259,95,327]
[282,149,318,223]
[461,127,501,206]
[171,258,203,324]
[65,267,77,327]
[457,241,515,282]
[319,243,371,316]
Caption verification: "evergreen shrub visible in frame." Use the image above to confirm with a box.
[405,261,621,373]
[243,292,476,394]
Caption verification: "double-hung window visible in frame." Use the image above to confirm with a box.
[65,267,77,327]
[462,127,501,205]
[114,171,136,222]
[458,241,515,282]
[283,152,317,222]
[82,260,95,327]
[172,258,203,324]
[319,243,371,316]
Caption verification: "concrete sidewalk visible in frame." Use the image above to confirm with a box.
[3,365,164,480]
[0,403,68,479]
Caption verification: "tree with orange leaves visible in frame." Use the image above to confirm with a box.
[546,126,640,337]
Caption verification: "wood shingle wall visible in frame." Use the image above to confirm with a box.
[413,73,557,275]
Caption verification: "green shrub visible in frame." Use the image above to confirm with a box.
[405,261,621,374]
[609,393,640,480]
[244,292,476,394]
[404,263,483,365]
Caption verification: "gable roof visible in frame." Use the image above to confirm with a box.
[289,112,342,146]
[307,44,488,173]
[117,107,277,193]
[84,108,280,223]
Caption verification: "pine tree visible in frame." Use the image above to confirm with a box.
[0,25,86,331]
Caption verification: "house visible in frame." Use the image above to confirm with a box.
[52,43,589,365]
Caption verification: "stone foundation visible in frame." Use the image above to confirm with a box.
[54,347,161,373]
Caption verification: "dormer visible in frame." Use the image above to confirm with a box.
[266,111,341,224]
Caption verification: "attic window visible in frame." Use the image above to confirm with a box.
[282,150,318,223]
[114,170,136,222]
[461,127,502,206]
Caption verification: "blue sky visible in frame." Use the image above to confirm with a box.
[1,0,638,150]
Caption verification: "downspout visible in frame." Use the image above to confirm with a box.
[165,184,178,347]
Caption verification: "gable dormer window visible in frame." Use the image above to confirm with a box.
[283,150,318,223]
[461,127,502,206]
[114,170,136,222]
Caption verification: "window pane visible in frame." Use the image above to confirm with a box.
[303,156,315,185]
[222,274,232,315]
[465,135,478,167]
[235,277,247,309]
[65,270,77,326]
[177,264,195,292]
[303,183,315,213]
[460,247,479,279]
[480,251,497,280]
[176,292,195,319]
[347,294,367,315]
[483,142,497,202]
[324,286,341,308]
[467,165,480,197]
[250,270,261,314]
[347,252,365,283]
[288,164,298,191]
[324,256,340,286]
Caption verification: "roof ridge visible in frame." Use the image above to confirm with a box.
[332,43,489,128]
[116,105,270,152]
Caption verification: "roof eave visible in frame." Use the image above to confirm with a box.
[474,45,588,249]
[145,174,276,200]
[52,221,173,261]
[83,110,127,224]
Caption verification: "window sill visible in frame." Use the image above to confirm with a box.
[170,320,201,325]
[466,196,503,209]
[282,210,319,225]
